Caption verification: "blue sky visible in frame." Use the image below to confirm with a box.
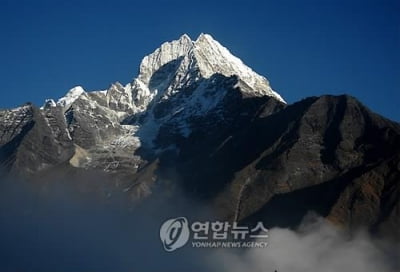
[0,0,399,120]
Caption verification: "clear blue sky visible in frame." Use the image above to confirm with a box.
[0,0,399,120]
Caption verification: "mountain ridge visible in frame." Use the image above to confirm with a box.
[0,34,399,240]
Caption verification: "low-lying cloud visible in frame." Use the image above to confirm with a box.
[0,177,398,272]
[212,214,399,272]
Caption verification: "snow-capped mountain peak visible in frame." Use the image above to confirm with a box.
[135,33,285,103]
[53,33,285,114]
[138,34,193,86]
[193,33,284,102]
[57,86,85,109]
[44,33,287,152]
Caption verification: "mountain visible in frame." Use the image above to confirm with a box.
[0,33,399,239]
[0,33,284,178]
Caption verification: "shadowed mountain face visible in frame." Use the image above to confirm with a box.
[0,34,399,240]
[149,94,400,239]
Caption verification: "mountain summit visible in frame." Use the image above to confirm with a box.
[136,33,284,104]
[0,34,399,240]
[50,33,284,115]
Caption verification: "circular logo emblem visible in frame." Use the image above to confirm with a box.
[160,217,190,252]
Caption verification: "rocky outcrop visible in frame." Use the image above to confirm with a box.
[0,104,74,174]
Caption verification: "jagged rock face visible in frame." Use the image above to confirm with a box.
[0,105,74,174]
[0,34,399,239]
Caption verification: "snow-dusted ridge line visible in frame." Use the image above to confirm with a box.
[30,33,289,170]
[47,33,285,111]
[56,86,86,109]
[193,33,285,102]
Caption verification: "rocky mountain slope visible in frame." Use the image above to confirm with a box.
[0,34,399,239]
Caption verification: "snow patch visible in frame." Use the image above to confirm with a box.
[57,86,85,109]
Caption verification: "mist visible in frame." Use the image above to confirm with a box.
[212,214,399,272]
[0,176,398,272]
[0,176,214,271]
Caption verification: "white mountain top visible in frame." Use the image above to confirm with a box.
[194,33,284,101]
[57,86,86,109]
[138,34,193,85]
[135,33,285,103]
[51,33,285,113]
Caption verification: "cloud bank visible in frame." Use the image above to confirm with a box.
[0,177,398,272]
[212,214,399,272]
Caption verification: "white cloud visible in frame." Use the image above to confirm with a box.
[211,214,399,272]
